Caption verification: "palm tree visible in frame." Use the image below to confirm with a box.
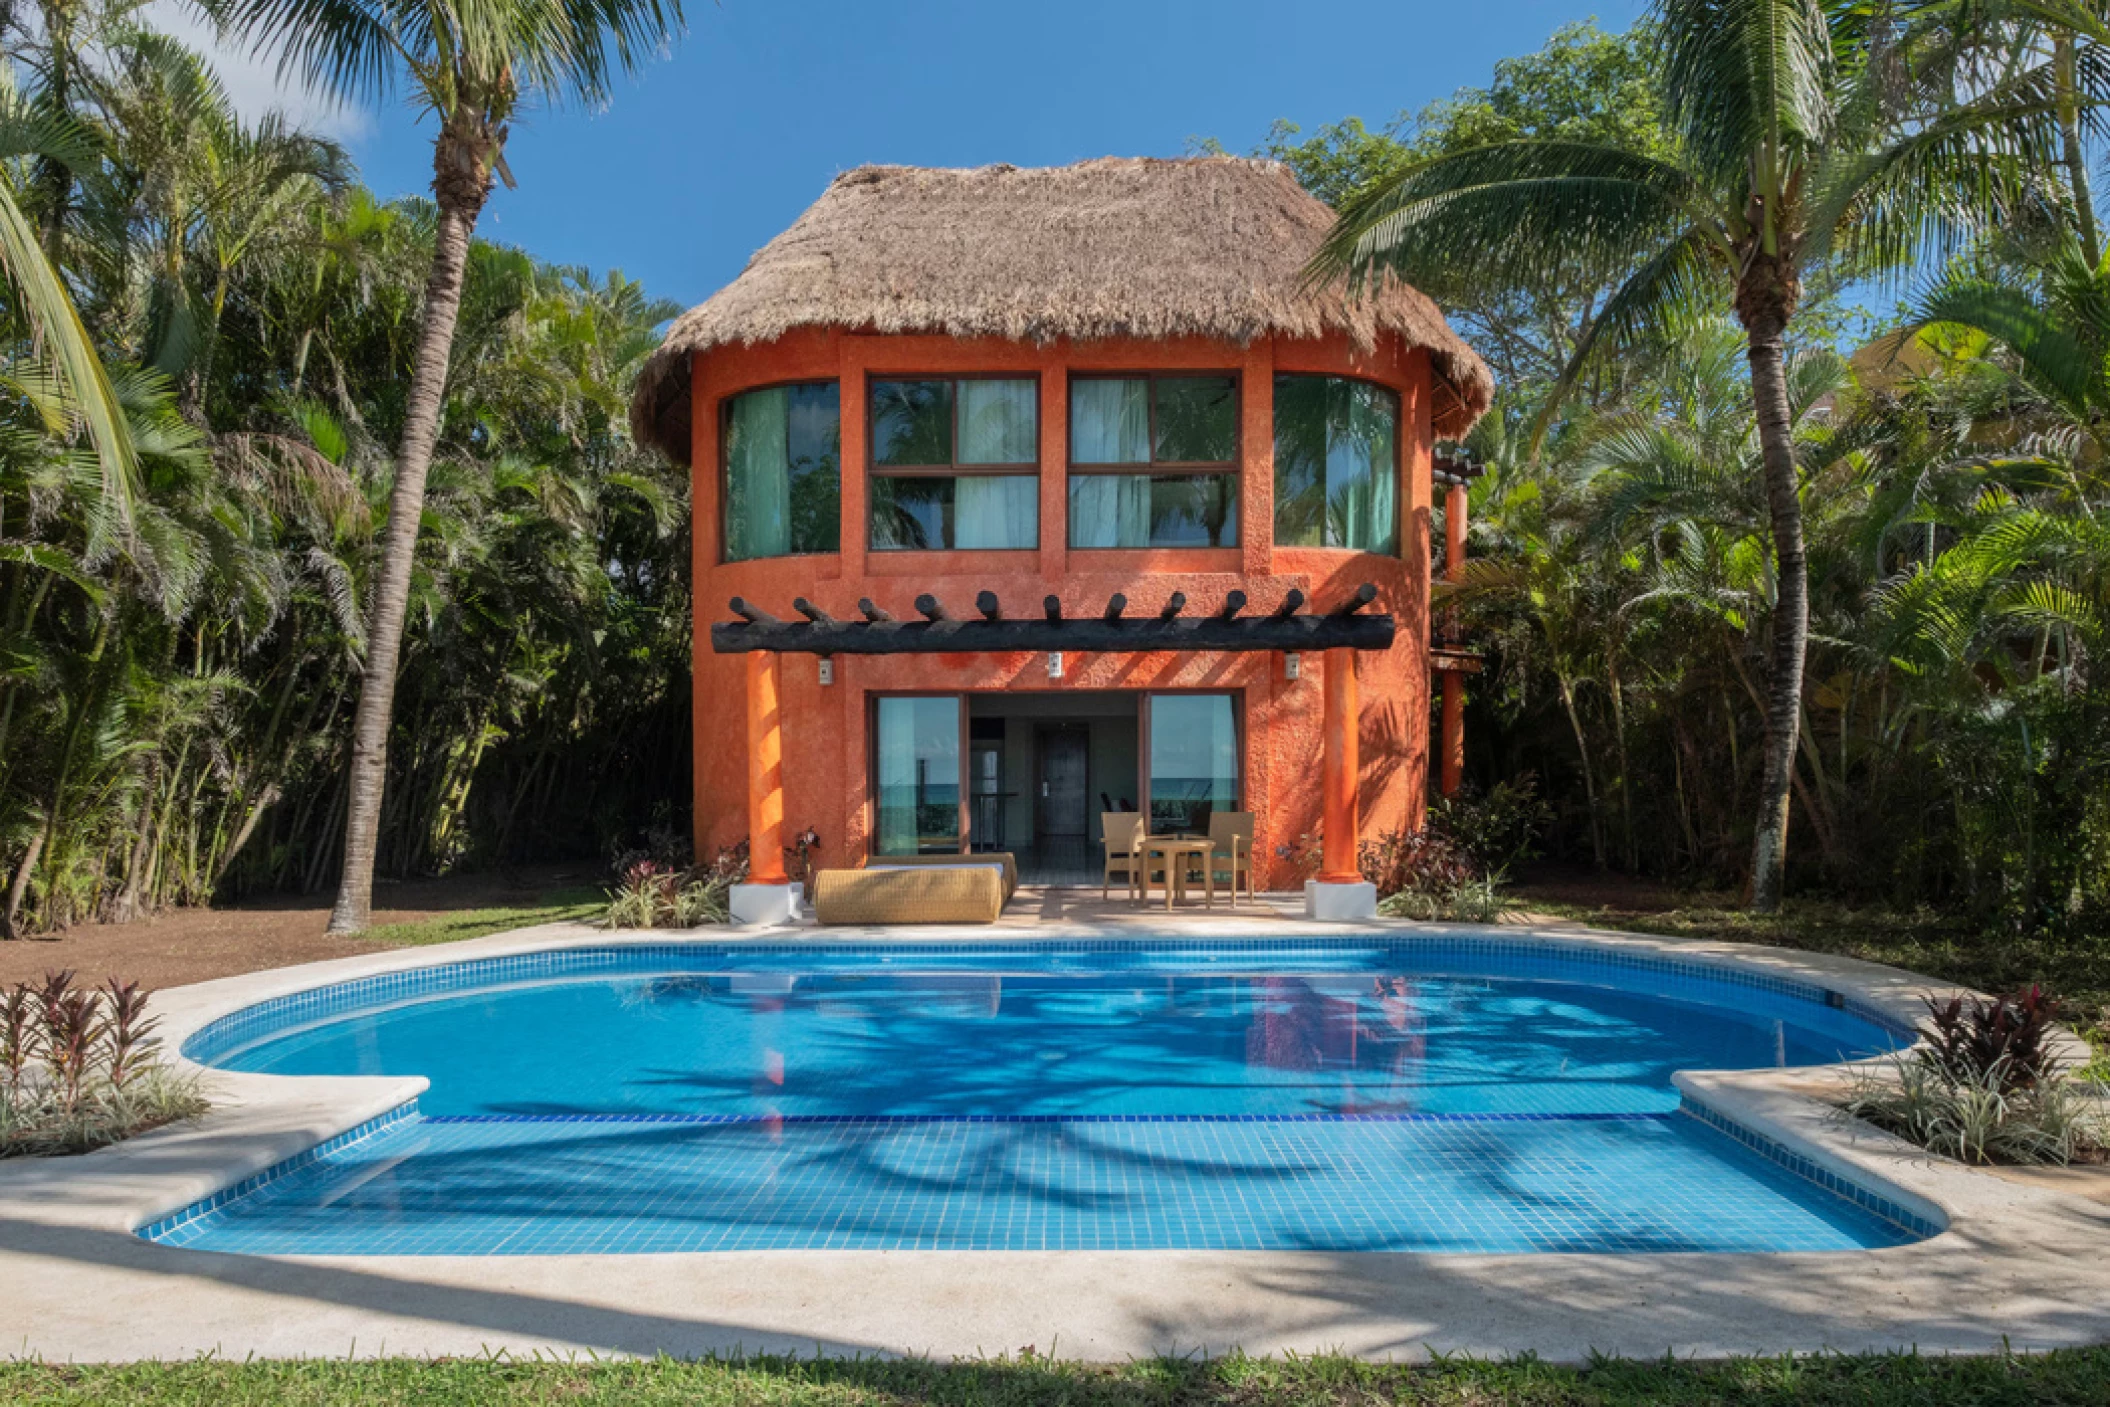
[0,72,138,525]
[1311,0,2071,909]
[208,0,687,931]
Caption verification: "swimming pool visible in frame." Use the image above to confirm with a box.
[149,939,1935,1255]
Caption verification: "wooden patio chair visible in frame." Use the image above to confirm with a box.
[1102,812,1143,900]
[1206,812,1256,906]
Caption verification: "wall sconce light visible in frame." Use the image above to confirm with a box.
[1047,651,1064,680]
[1284,652,1301,682]
[817,657,834,687]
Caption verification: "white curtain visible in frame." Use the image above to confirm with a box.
[1070,378,1150,463]
[725,388,791,560]
[957,379,1037,463]
[955,475,1037,549]
[1321,381,1399,554]
[1068,475,1151,548]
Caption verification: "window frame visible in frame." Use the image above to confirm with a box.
[1270,371,1403,555]
[1066,370,1243,549]
[717,377,843,564]
[1138,689,1244,834]
[865,691,970,857]
[867,372,1042,552]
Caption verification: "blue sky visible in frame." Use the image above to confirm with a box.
[177,0,1647,310]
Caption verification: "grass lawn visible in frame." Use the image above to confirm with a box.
[361,886,606,947]
[6,1349,2110,1406]
[1512,881,2110,1050]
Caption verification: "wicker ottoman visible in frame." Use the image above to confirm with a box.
[811,865,1005,925]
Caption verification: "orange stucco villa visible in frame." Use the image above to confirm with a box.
[629,157,1490,904]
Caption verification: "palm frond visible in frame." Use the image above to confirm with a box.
[1309,140,1718,301]
[1658,0,1837,188]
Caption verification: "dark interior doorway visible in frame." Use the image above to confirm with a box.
[962,692,1139,884]
[1036,725,1089,841]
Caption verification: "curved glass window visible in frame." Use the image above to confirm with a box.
[1273,375,1399,554]
[722,383,840,561]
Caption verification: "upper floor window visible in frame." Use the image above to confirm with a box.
[722,382,840,562]
[1273,375,1399,554]
[1068,375,1238,548]
[870,377,1038,550]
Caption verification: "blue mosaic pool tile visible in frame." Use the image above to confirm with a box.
[182,935,1919,1067]
[153,937,1933,1257]
[135,1100,420,1242]
[1678,1098,1945,1241]
[146,1110,1919,1256]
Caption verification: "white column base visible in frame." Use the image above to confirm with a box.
[729,881,803,927]
[1304,879,1378,922]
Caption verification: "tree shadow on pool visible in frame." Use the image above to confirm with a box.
[149,1106,1917,1258]
[466,976,1723,1120]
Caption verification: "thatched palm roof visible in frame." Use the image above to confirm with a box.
[630,156,1492,461]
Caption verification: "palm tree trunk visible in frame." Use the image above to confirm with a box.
[1556,673,1606,869]
[327,130,494,934]
[2056,35,2101,265]
[1739,276,1808,913]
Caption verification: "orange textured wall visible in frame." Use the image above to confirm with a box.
[689,328,1434,888]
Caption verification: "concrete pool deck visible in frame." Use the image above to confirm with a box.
[6,912,2110,1363]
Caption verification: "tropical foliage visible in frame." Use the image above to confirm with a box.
[1248,7,2110,934]
[0,12,690,936]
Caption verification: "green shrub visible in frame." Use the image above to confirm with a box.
[2,973,209,1159]
[1428,773,1553,874]
[1840,988,2107,1165]
[603,843,751,929]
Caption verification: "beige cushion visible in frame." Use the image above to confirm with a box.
[813,866,1004,925]
[859,851,1017,898]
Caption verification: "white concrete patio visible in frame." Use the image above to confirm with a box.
[6,914,2110,1364]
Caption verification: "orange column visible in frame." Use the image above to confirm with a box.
[746,652,789,884]
[1320,648,1361,883]
[1441,479,1468,798]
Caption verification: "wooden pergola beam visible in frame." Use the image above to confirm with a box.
[710,587,1394,656]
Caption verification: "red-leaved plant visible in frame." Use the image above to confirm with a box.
[103,979,156,1090]
[1920,986,2064,1093]
[1,985,31,1097]
[39,972,104,1114]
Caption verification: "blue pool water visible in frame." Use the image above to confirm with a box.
[155,941,1930,1255]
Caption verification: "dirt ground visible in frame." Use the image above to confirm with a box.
[0,867,596,990]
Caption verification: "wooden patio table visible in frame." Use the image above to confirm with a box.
[1138,835,1215,910]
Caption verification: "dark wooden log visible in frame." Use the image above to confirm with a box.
[1272,589,1306,618]
[792,598,834,624]
[711,612,1395,656]
[1159,592,1186,620]
[1104,593,1127,621]
[976,591,1002,621]
[729,597,780,626]
[1043,595,1063,621]
[857,598,894,622]
[1333,583,1379,616]
[1219,590,1247,620]
[914,594,949,622]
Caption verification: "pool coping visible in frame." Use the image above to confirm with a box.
[6,915,2110,1363]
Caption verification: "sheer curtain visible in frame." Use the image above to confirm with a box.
[1342,383,1397,553]
[952,379,1036,548]
[725,388,790,560]
[1070,379,1149,462]
[1068,476,1151,547]
[958,379,1037,462]
[955,476,1037,548]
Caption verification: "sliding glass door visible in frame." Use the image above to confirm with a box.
[1144,693,1240,834]
[873,696,965,855]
